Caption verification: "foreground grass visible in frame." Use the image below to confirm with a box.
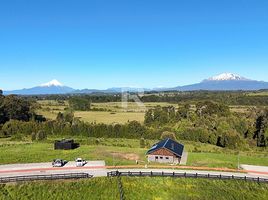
[0,177,268,200]
[0,178,118,200]
[0,138,268,168]
[122,177,268,200]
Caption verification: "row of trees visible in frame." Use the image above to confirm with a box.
[141,91,268,106]
[0,118,158,140]
[25,90,268,106]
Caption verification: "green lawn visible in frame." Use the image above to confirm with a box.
[0,142,145,166]
[187,152,268,169]
[0,138,268,168]
[1,177,267,200]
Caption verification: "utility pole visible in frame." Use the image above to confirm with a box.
[113,153,115,167]
[236,143,240,170]
[237,151,240,170]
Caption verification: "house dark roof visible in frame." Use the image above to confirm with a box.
[146,138,184,157]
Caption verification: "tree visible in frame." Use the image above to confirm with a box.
[56,112,64,122]
[63,111,74,123]
[196,101,230,117]
[0,96,7,124]
[161,131,177,141]
[1,95,31,122]
[176,104,191,119]
[140,137,145,148]
[69,97,91,111]
[144,109,154,125]
[254,109,268,147]
[31,132,36,141]
[36,130,47,141]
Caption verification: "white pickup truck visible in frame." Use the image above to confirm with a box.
[75,158,87,167]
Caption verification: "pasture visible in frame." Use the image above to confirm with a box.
[37,100,179,124]
[37,100,254,124]
[1,177,268,200]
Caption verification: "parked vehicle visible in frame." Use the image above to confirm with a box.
[75,158,87,167]
[52,159,67,167]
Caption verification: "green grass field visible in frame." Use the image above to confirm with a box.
[75,111,145,124]
[1,177,267,200]
[1,138,268,168]
[37,100,258,124]
[248,91,268,96]
[37,100,181,124]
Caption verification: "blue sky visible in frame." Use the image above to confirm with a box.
[0,0,268,90]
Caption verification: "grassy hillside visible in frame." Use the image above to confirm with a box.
[1,177,268,200]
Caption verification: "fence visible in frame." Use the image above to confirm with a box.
[0,173,92,183]
[107,171,268,183]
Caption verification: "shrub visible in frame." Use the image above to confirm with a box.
[140,138,145,148]
[161,131,177,141]
[36,130,47,141]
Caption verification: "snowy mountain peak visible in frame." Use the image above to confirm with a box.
[205,73,249,81]
[40,79,63,87]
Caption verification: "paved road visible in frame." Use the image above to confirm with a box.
[241,164,268,177]
[1,162,268,179]
[0,161,107,178]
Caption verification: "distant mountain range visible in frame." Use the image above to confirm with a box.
[3,73,268,95]
[3,80,75,95]
[168,73,268,91]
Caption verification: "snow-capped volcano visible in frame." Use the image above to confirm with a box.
[204,73,249,82]
[170,72,268,91]
[3,72,268,95]
[40,79,63,87]
[4,79,74,95]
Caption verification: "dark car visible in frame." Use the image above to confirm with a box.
[52,159,67,167]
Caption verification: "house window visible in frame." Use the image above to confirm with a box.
[160,156,163,159]
[155,156,158,159]
[166,157,169,159]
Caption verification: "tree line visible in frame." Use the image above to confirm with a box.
[1,90,268,149]
[24,90,268,106]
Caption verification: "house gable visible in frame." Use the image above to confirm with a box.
[147,147,179,158]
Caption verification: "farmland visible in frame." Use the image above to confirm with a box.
[37,100,255,124]
[1,177,268,200]
[37,100,181,124]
